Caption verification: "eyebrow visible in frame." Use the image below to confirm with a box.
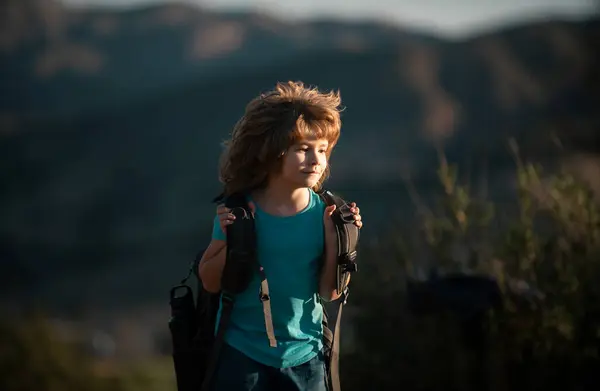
[297,141,329,147]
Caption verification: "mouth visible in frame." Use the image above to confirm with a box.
[302,171,320,175]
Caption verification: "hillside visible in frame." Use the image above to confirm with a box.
[1,0,599,320]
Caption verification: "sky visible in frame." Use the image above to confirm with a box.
[62,0,599,38]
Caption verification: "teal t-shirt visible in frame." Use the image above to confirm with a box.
[211,188,326,368]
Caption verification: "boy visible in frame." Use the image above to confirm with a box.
[198,81,362,391]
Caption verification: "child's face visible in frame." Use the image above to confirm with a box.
[276,137,329,189]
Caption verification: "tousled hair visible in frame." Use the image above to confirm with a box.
[218,81,342,197]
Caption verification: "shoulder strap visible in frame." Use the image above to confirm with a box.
[221,193,258,296]
[317,189,359,293]
[317,188,360,391]
[200,192,256,391]
[201,192,278,391]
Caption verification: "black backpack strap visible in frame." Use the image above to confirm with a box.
[317,189,360,391]
[201,192,277,391]
[199,193,253,391]
[221,194,276,348]
[318,189,359,294]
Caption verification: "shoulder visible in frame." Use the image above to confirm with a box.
[310,189,327,211]
[313,188,349,210]
[312,188,344,206]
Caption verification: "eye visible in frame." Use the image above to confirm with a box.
[318,149,327,154]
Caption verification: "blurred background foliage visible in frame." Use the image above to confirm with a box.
[1,0,600,390]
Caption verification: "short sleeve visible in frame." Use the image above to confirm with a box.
[212,214,226,241]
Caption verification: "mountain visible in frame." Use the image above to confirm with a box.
[1,0,599,318]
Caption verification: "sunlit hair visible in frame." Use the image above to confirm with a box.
[218,81,342,196]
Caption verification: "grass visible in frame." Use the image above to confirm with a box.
[0,313,177,391]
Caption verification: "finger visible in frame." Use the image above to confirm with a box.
[351,206,360,215]
[353,214,361,221]
[217,205,230,214]
[324,204,336,218]
[355,220,363,229]
[219,213,236,221]
[220,219,234,232]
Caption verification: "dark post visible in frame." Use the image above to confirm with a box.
[407,273,503,391]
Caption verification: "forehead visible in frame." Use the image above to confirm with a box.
[294,137,329,146]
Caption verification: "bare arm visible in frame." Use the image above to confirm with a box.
[319,236,345,302]
[198,239,227,293]
[199,202,239,293]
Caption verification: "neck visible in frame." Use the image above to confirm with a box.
[253,180,310,216]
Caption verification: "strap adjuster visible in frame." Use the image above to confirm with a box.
[341,250,357,263]
[341,262,358,273]
[259,293,270,302]
[341,286,350,305]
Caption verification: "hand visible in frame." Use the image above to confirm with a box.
[323,204,337,235]
[322,201,363,261]
[216,204,234,233]
[348,202,363,229]
[323,205,338,252]
[323,202,363,231]
[216,202,256,233]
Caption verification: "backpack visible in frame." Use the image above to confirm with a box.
[168,188,360,391]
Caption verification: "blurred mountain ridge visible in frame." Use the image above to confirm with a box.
[0,0,599,318]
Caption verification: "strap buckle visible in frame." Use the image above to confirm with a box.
[339,251,358,273]
[341,286,350,305]
[259,293,270,302]
[342,250,357,262]
[341,262,358,273]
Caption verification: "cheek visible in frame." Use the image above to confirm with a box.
[282,153,302,170]
[319,153,328,166]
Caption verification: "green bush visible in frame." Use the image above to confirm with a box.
[344,142,600,391]
[0,313,173,391]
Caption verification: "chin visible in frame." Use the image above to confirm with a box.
[287,173,322,188]
[305,179,321,188]
[294,178,319,188]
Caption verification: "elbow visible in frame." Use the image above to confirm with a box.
[198,263,221,293]
[329,290,342,302]
[202,282,221,294]
[197,240,227,294]
[319,288,340,302]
